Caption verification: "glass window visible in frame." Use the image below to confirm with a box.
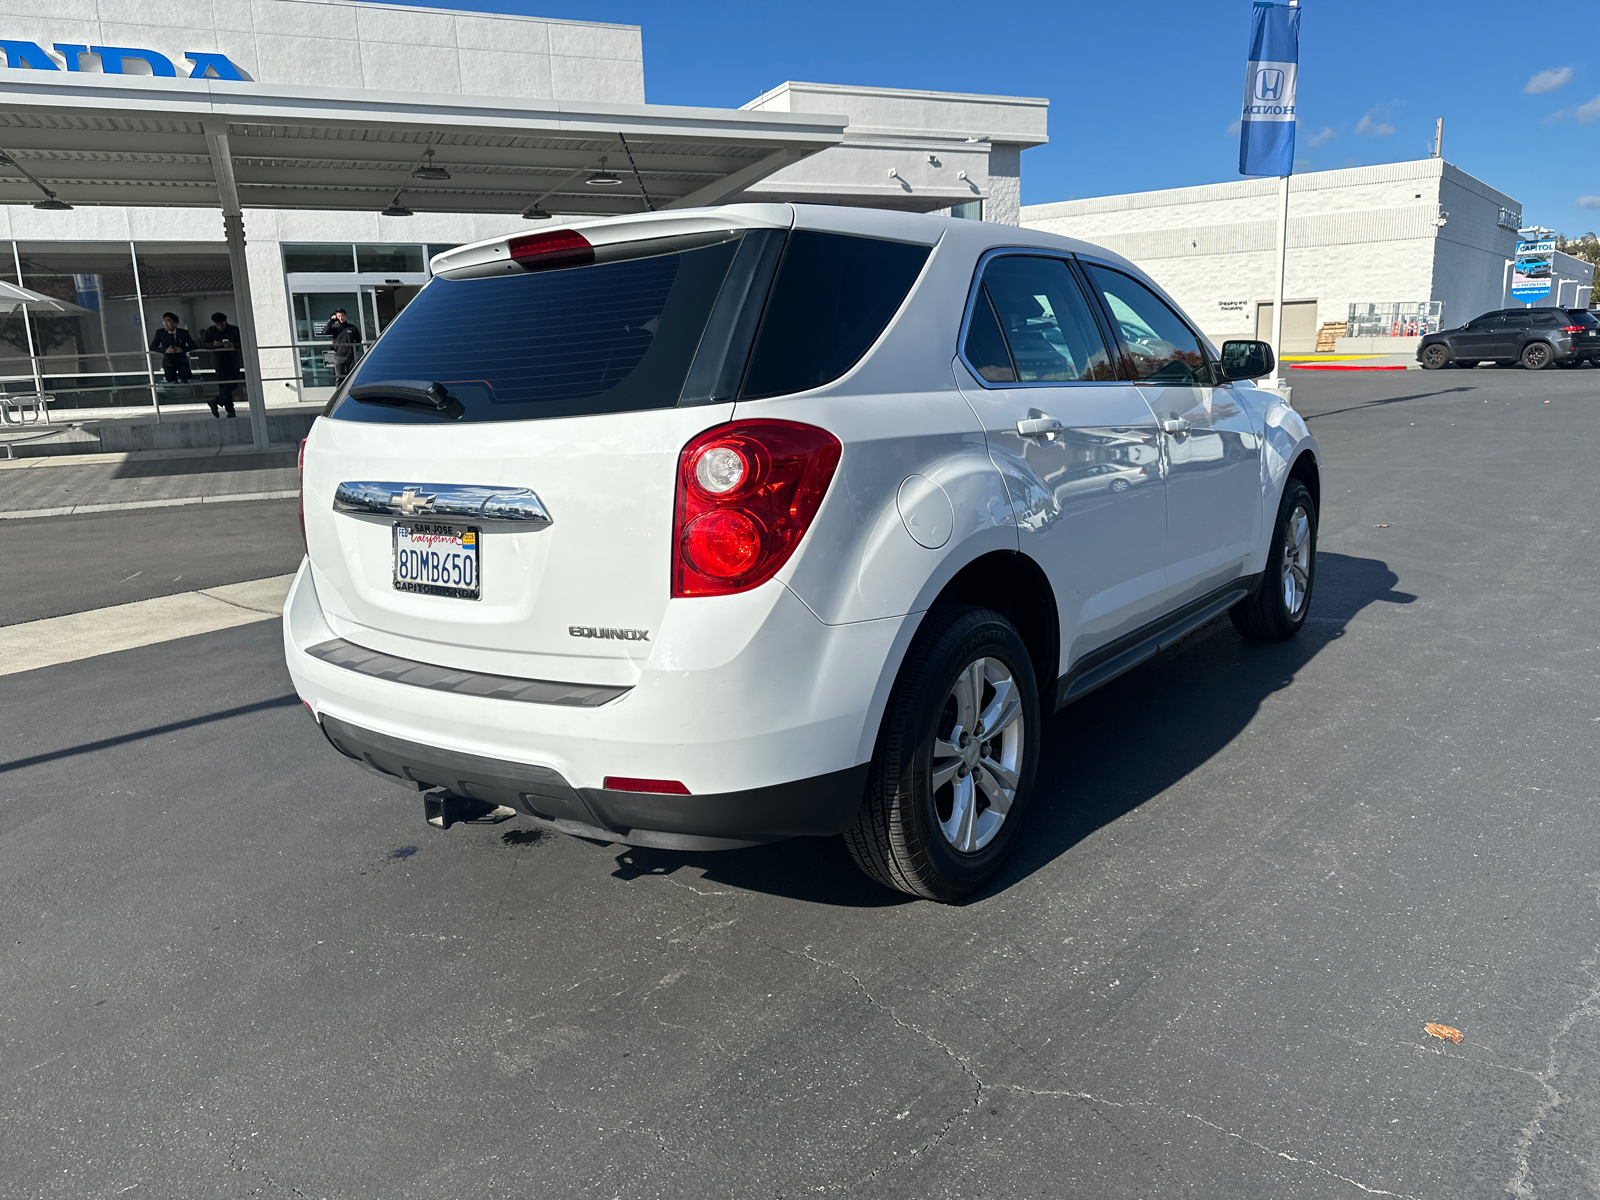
[1500,311,1532,327]
[979,255,1115,383]
[133,244,238,406]
[740,232,930,400]
[330,238,742,425]
[1465,314,1501,330]
[949,201,983,221]
[1084,264,1207,384]
[283,244,355,273]
[963,287,1015,383]
[356,244,426,274]
[426,244,460,265]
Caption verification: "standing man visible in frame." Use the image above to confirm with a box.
[321,307,363,386]
[149,312,196,387]
[199,311,241,418]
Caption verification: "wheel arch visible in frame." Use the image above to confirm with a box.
[912,549,1060,708]
[1288,448,1320,513]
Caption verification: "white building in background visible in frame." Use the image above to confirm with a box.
[1022,159,1593,353]
[0,0,1045,413]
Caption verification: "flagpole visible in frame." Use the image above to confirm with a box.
[1269,171,1290,390]
[1268,0,1297,394]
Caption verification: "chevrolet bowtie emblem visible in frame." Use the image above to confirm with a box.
[390,487,436,515]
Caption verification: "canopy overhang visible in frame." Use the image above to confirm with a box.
[0,74,850,215]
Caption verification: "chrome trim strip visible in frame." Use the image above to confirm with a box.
[333,481,553,525]
[306,638,630,708]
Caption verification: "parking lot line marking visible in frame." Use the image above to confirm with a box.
[0,490,300,521]
[0,574,295,677]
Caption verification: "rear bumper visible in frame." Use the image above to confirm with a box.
[283,559,908,839]
[319,713,867,848]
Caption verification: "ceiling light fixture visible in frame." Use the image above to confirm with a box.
[381,187,413,217]
[586,156,622,187]
[521,203,552,220]
[411,147,451,182]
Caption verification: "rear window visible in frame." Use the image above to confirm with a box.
[328,238,742,424]
[740,231,930,400]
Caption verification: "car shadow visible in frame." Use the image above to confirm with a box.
[605,553,1415,909]
[1301,386,1476,421]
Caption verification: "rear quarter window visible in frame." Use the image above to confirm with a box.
[739,231,930,400]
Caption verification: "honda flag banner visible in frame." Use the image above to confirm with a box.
[1240,1,1301,177]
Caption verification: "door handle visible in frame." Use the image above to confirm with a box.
[1017,416,1065,438]
[1160,418,1192,435]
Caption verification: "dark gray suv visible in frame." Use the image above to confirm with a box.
[1418,308,1586,370]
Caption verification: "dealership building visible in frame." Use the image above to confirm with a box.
[1022,158,1595,353]
[0,0,1046,436]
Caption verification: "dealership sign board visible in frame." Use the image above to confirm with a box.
[1511,240,1555,303]
[0,40,245,79]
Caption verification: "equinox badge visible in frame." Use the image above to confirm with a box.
[569,626,650,641]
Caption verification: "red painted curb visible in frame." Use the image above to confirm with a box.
[1289,364,1409,371]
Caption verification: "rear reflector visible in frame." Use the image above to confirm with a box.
[508,229,594,271]
[603,776,691,795]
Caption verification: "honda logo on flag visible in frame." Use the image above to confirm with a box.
[1254,68,1284,101]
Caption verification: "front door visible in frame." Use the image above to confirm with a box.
[1451,312,1508,363]
[954,253,1168,671]
[1082,262,1264,606]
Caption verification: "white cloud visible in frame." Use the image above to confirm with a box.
[1355,111,1395,137]
[1525,67,1573,94]
[1578,95,1600,125]
[1225,119,1242,137]
[1305,126,1335,148]
[1578,196,1600,210]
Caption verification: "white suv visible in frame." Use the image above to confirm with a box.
[285,203,1319,901]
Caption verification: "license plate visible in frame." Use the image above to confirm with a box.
[393,522,480,600]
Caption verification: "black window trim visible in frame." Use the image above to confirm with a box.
[1073,254,1220,388]
[955,247,1127,391]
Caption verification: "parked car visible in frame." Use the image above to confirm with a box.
[286,205,1319,901]
[1555,308,1600,367]
[1417,308,1586,370]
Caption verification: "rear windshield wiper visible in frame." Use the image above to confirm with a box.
[349,381,462,415]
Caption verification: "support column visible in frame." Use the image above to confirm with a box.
[1267,173,1291,395]
[204,121,270,450]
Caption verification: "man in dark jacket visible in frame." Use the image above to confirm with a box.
[199,311,241,418]
[149,312,196,384]
[321,308,363,384]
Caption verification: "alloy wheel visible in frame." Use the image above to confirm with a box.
[931,657,1025,854]
[1281,504,1312,616]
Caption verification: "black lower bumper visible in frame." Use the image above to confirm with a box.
[317,714,868,851]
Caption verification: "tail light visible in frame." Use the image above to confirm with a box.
[673,420,842,598]
[297,436,308,551]
[1560,325,1584,333]
[508,229,594,271]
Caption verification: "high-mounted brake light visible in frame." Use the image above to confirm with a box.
[673,420,842,598]
[297,437,308,551]
[507,229,594,271]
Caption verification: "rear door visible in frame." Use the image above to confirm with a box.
[953,252,1169,663]
[299,221,784,688]
[1081,261,1263,605]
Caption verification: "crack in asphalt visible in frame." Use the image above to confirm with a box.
[998,1086,1422,1199]
[1505,953,1600,1198]
[792,947,984,1192]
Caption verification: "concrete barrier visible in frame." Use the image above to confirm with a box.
[3,405,321,458]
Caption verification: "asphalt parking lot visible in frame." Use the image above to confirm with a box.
[3,365,1599,1199]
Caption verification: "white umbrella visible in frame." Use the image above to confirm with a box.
[0,279,92,316]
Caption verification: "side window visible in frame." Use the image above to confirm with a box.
[1084,264,1207,384]
[1465,314,1500,330]
[1500,311,1532,328]
[741,231,931,400]
[963,287,1016,383]
[974,255,1115,383]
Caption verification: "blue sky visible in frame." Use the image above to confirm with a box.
[412,0,1600,232]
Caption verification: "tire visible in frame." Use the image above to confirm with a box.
[1230,479,1316,641]
[1110,478,1130,493]
[1556,358,1577,369]
[1520,341,1553,370]
[844,605,1041,902]
[1419,343,1449,370]
[1454,358,1477,370]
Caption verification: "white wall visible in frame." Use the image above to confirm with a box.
[742,82,1047,223]
[1022,160,1523,341]
[0,0,644,103]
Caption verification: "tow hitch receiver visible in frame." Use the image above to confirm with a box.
[424,789,516,830]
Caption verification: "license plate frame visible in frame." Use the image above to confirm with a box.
[392,521,481,600]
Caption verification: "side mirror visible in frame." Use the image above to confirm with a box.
[1219,339,1275,381]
